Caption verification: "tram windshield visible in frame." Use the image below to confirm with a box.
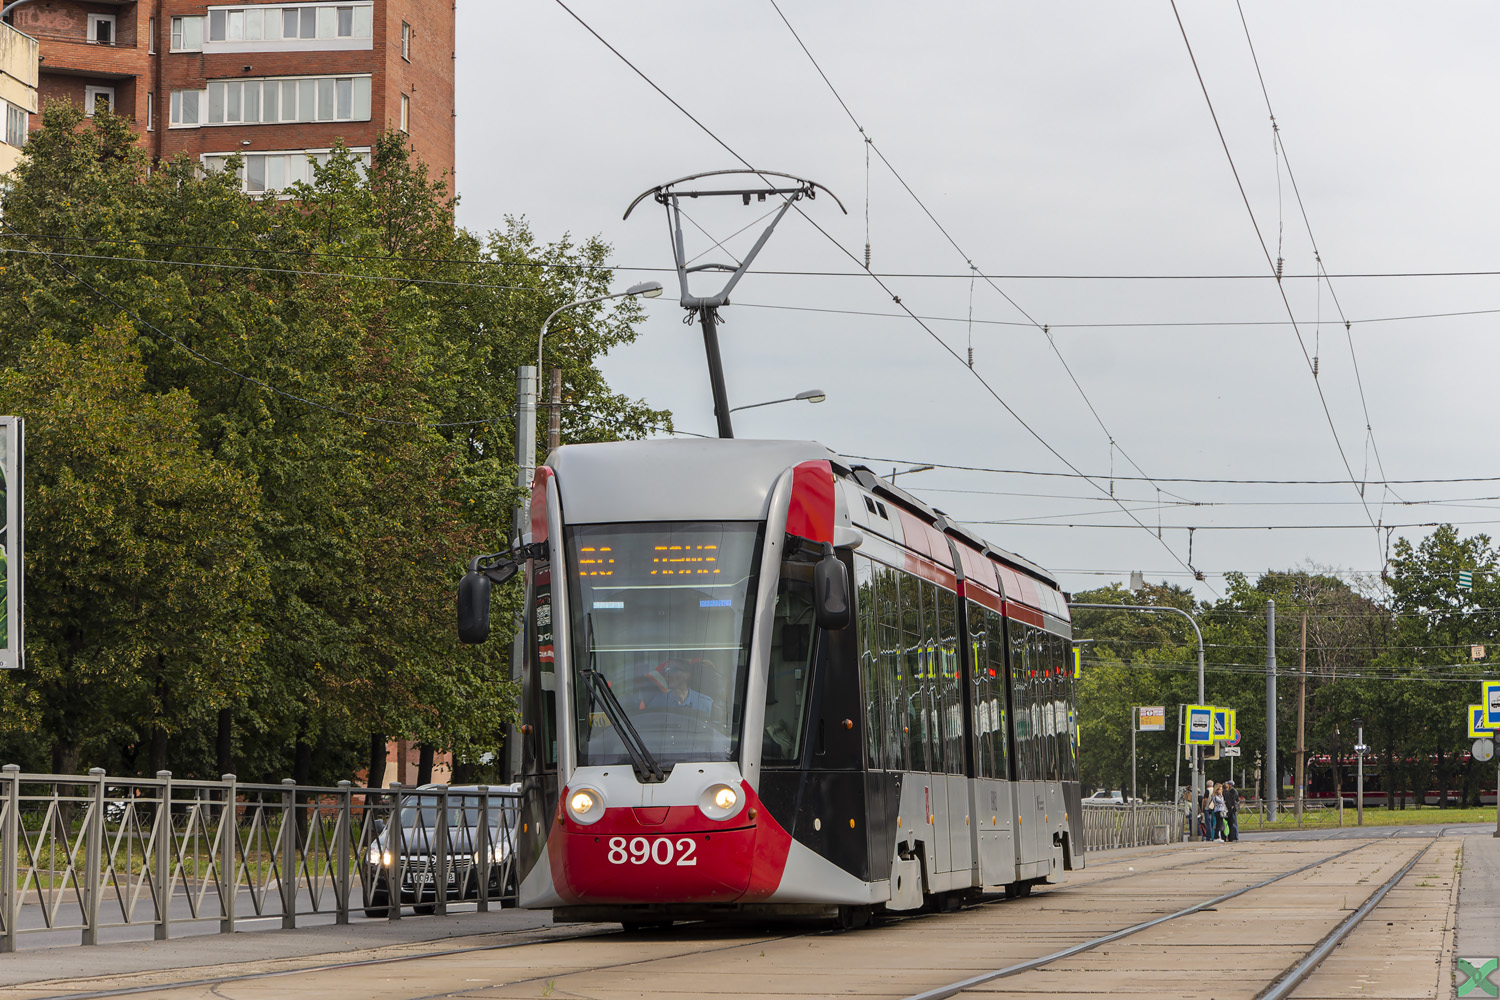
[567,521,763,771]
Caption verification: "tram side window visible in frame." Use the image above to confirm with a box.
[1059,634,1079,783]
[760,568,817,766]
[967,602,988,778]
[921,579,946,773]
[855,556,882,770]
[1012,624,1038,781]
[968,602,997,779]
[987,609,1008,779]
[876,564,907,771]
[900,572,927,771]
[937,585,962,774]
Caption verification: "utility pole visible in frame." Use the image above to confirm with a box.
[1266,600,1277,821]
[624,170,845,438]
[548,367,563,453]
[1355,719,1365,826]
[1296,609,1307,824]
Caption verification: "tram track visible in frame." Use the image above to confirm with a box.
[903,836,1449,1000]
[12,836,1456,1000]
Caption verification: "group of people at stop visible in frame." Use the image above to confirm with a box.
[1181,780,1240,841]
[1200,780,1240,841]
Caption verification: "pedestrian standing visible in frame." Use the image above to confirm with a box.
[1224,779,1240,842]
[1212,782,1228,842]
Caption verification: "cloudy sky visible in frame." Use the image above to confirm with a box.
[453,3,1500,602]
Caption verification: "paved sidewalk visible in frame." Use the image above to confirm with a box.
[0,908,559,989]
[1458,832,1500,995]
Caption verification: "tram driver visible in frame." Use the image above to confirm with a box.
[650,659,714,719]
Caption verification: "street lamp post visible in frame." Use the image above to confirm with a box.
[1072,602,1206,842]
[728,389,827,413]
[524,281,663,520]
[890,464,935,482]
[1354,717,1366,826]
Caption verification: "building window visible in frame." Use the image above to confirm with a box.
[202,147,372,195]
[146,92,154,131]
[5,104,27,149]
[84,87,114,117]
[88,14,116,45]
[170,90,202,126]
[399,93,409,133]
[197,75,372,126]
[172,16,205,52]
[401,21,411,60]
[203,4,372,44]
[149,17,157,54]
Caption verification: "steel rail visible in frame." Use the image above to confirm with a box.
[1256,839,1437,1000]
[900,841,1377,1000]
[26,926,626,1000]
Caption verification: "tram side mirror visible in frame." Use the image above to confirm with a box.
[813,548,851,631]
[457,571,493,644]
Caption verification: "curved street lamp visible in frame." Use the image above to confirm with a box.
[728,388,827,413]
[537,280,664,383]
[520,280,664,532]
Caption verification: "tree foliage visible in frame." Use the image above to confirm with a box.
[1074,539,1499,809]
[0,105,669,782]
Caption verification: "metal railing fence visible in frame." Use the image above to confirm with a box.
[1081,801,1182,851]
[0,767,520,951]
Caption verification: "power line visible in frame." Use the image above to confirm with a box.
[1233,0,1402,522]
[15,232,1500,286]
[735,299,1500,332]
[844,453,1500,487]
[1170,0,1379,546]
[766,0,1190,508]
[969,518,1500,531]
[551,0,1212,591]
[4,226,498,429]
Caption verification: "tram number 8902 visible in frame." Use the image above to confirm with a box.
[606,836,699,866]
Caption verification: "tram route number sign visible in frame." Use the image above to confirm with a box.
[1138,706,1166,732]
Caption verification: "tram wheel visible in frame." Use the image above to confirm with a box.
[1004,881,1033,900]
[622,920,672,933]
[836,905,873,930]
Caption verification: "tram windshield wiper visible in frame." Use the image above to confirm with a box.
[583,614,666,783]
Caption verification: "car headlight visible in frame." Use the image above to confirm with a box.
[567,787,605,825]
[475,843,506,865]
[698,782,742,821]
[367,844,381,865]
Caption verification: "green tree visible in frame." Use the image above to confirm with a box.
[0,106,669,780]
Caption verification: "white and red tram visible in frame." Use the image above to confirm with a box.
[460,439,1081,927]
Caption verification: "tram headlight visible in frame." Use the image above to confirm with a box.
[567,787,605,825]
[698,782,742,821]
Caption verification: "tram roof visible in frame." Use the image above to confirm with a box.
[547,437,1060,593]
[547,438,840,525]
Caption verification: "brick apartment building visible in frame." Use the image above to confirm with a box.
[5,0,454,190]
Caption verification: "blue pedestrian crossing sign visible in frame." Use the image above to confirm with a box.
[1186,705,1213,745]
[1211,707,1231,742]
[1486,681,1500,728]
[1470,704,1496,738]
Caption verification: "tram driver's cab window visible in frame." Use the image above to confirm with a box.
[762,548,818,765]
